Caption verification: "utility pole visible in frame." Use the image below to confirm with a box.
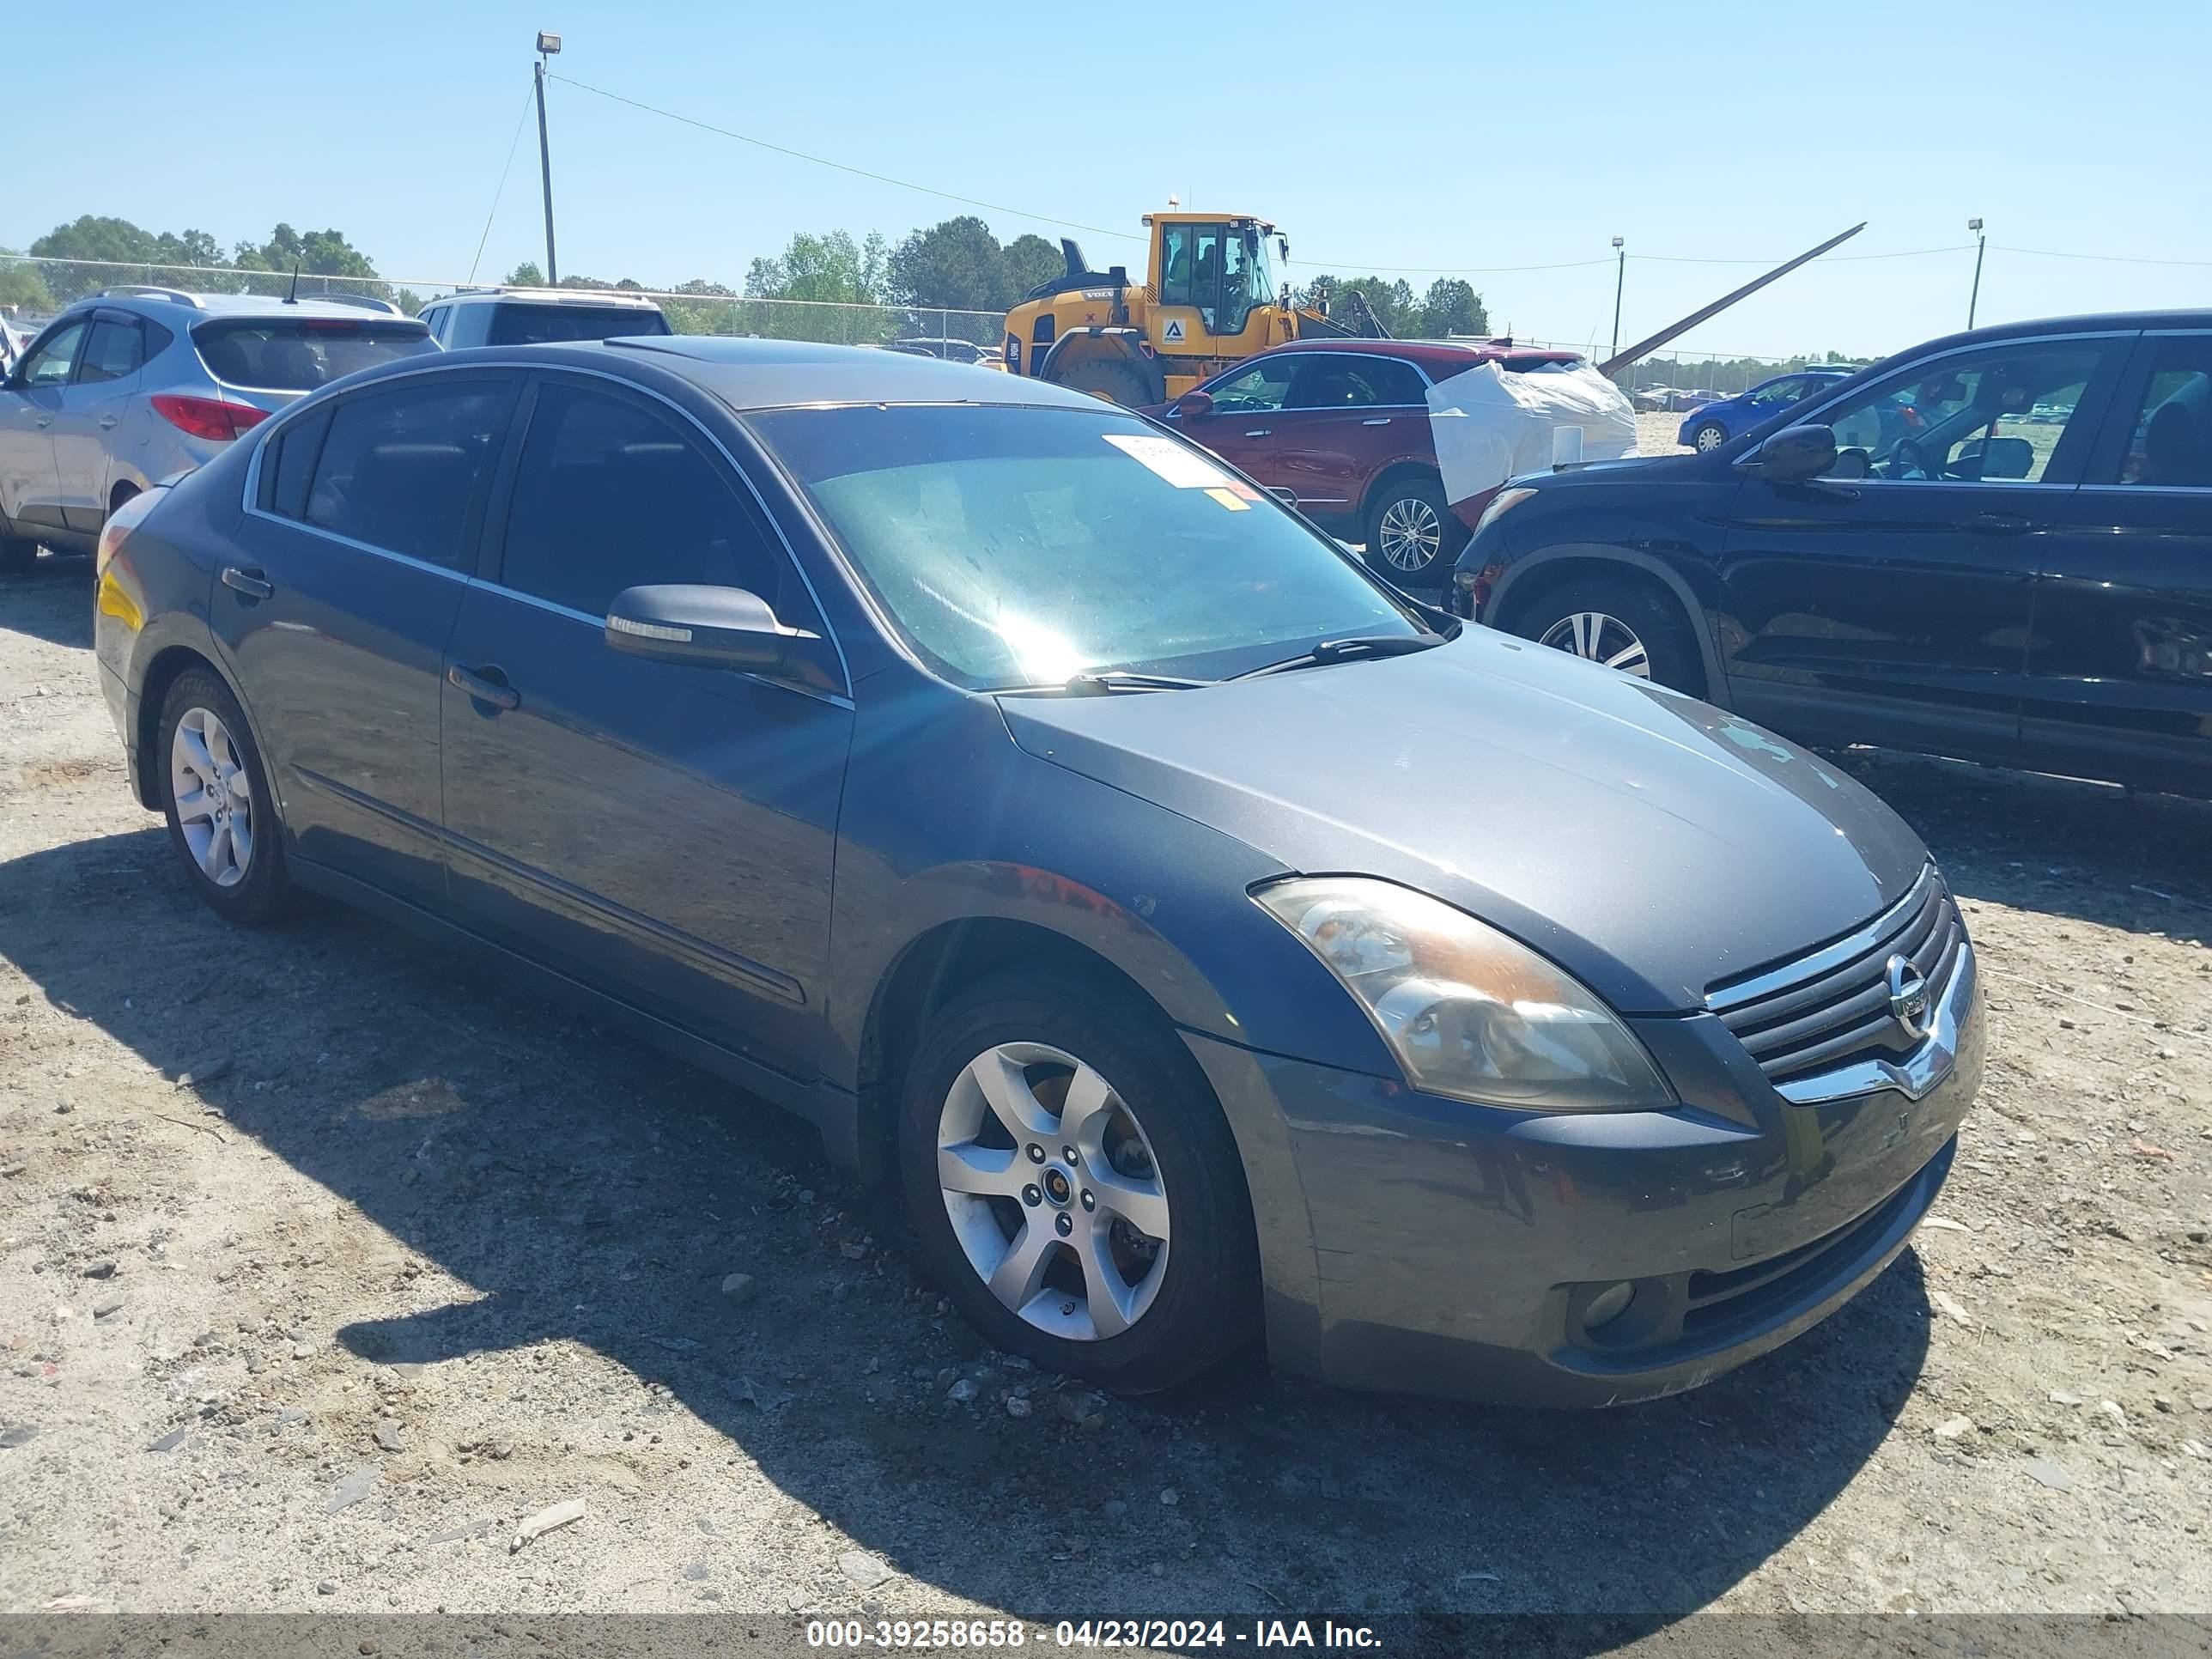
[1609,236,1626,362]
[1966,217,1986,328]
[534,31,563,284]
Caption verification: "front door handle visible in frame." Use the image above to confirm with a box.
[220,566,273,601]
[448,663,521,712]
[1244,428,1272,438]
[33,414,52,428]
[1966,510,2032,536]
[97,414,121,429]
[1361,417,1392,427]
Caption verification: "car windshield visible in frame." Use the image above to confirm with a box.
[485,304,672,345]
[749,403,1426,690]
[192,319,434,392]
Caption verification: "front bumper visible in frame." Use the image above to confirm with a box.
[1188,941,1982,1406]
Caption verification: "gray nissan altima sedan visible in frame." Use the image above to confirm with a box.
[89,337,1981,1404]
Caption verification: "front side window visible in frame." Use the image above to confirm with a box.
[1747,376,1807,407]
[304,378,511,567]
[498,382,794,619]
[77,320,145,385]
[1218,227,1279,336]
[1816,343,2106,483]
[18,321,87,387]
[1158,225,1224,328]
[1204,356,1300,414]
[2111,337,2212,488]
[749,403,1425,690]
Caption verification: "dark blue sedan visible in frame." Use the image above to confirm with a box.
[1678,367,1856,452]
[87,337,1978,1405]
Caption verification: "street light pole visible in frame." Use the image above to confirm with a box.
[534,32,563,284]
[1609,236,1626,362]
[1966,217,1985,328]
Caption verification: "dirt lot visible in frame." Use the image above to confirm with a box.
[3,555,2209,1632]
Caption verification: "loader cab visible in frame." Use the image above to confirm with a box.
[1149,215,1290,368]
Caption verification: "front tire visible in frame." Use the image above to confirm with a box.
[1056,359,1151,407]
[1690,421,1728,452]
[158,668,292,925]
[1516,574,1705,694]
[1364,473,1462,583]
[897,966,1260,1394]
[0,534,39,576]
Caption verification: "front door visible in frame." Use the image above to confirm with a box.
[1716,334,2130,763]
[211,369,521,905]
[2022,330,2212,796]
[1274,353,1433,523]
[0,319,85,534]
[52,314,147,532]
[439,374,850,1078]
[1171,354,1304,498]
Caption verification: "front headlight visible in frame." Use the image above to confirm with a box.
[1254,877,1672,1112]
[1473,485,1537,536]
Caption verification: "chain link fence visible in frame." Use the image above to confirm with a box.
[0,254,1003,351]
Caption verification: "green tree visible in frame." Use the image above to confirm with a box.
[1001,234,1062,301]
[1413,278,1487,339]
[504,261,546,286]
[887,216,1007,313]
[238,224,377,279]
[29,215,160,263]
[0,252,53,311]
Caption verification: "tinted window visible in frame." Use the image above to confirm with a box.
[19,321,87,387]
[1287,356,1426,409]
[499,382,790,617]
[1817,343,2106,483]
[1747,375,1808,406]
[1204,356,1299,413]
[751,403,1424,690]
[305,379,510,567]
[76,320,145,385]
[2111,337,2212,488]
[195,319,435,392]
[261,407,332,519]
[484,304,670,346]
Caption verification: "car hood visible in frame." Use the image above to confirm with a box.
[996,629,1929,1014]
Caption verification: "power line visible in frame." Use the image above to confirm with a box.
[1995,244,2212,268]
[469,77,539,284]
[1633,245,1973,265]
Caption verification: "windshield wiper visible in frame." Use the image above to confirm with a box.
[998,671,1218,696]
[1227,634,1442,680]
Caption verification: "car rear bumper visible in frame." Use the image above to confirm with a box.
[1187,941,1981,1407]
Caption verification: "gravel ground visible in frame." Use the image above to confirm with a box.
[3,553,2209,1629]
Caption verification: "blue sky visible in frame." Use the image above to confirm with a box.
[11,1,2208,360]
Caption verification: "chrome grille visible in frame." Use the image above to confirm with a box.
[1705,867,1964,1085]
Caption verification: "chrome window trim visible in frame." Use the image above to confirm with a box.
[1705,865,1937,1014]
[237,356,854,698]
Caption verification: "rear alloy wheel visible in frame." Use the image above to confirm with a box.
[1691,421,1728,452]
[898,968,1260,1393]
[1364,475,1462,581]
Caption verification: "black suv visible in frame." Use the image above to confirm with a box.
[1450,310,2212,799]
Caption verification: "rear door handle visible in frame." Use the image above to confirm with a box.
[1361,417,1392,427]
[220,566,273,601]
[1966,510,2032,535]
[97,414,121,429]
[1244,428,1271,438]
[447,663,521,712]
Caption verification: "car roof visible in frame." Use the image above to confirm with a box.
[71,290,422,325]
[1911,308,2212,354]
[440,286,666,307]
[422,336,1111,413]
[1253,337,1583,370]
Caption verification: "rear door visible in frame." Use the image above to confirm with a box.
[1717,332,2130,763]
[438,372,850,1076]
[1277,353,1432,523]
[213,368,521,905]
[0,319,85,534]
[52,313,150,532]
[2021,329,2212,795]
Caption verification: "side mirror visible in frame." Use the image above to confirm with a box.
[605,584,809,670]
[1169,390,1213,418]
[1743,423,1836,483]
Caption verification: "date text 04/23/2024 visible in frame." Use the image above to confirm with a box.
[805,1619,1383,1649]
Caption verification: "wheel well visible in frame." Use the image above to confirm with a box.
[1492,556,1710,699]
[1042,337,1162,403]
[854,918,1166,1185]
[133,646,217,810]
[109,478,139,514]
[1359,460,1442,520]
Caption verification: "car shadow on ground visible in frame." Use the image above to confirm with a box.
[1833,749,2212,948]
[1,555,96,651]
[0,827,1929,1638]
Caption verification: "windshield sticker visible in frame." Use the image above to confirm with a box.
[1203,487,1250,512]
[1103,433,1236,489]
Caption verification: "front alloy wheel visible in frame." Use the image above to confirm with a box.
[936,1042,1170,1341]
[170,705,257,887]
[1538,610,1653,678]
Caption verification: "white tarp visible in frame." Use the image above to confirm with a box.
[1425,361,1638,507]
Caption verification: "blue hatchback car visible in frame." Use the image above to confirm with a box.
[1679,367,1856,452]
[88,337,1978,1406]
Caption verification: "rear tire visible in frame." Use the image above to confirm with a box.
[1363,473,1463,584]
[157,668,294,926]
[897,965,1261,1395]
[1,534,39,576]
[1514,574,1705,695]
[1057,358,1151,407]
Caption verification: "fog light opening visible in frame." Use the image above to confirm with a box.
[1583,1279,1636,1333]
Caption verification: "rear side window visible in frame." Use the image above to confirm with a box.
[194,319,435,392]
[259,407,332,520]
[2111,337,2212,488]
[76,320,146,384]
[304,378,512,568]
[484,304,671,346]
[1287,356,1426,409]
[497,380,793,617]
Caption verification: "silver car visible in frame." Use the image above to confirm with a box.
[0,287,435,574]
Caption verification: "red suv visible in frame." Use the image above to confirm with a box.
[1149,337,1583,581]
